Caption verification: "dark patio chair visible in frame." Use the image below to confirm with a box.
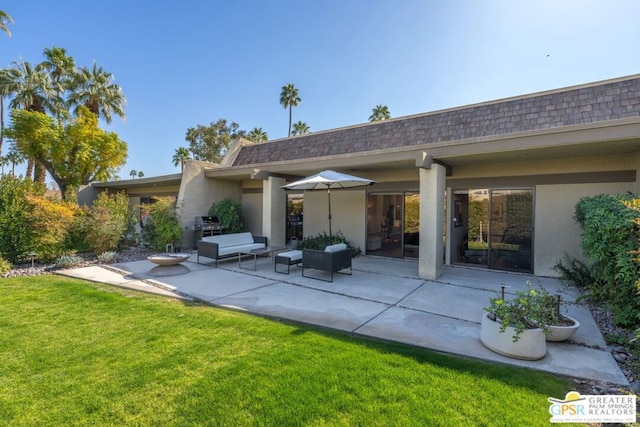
[302,245,352,282]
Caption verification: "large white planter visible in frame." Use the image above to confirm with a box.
[545,316,580,342]
[480,313,547,360]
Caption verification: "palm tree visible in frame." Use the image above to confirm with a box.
[3,60,53,181]
[0,68,12,159]
[172,147,191,172]
[0,11,13,37]
[5,60,52,114]
[5,145,25,176]
[291,121,310,136]
[369,104,391,122]
[247,127,268,143]
[137,171,144,178]
[279,83,301,137]
[68,62,126,124]
[40,46,75,121]
[129,169,137,179]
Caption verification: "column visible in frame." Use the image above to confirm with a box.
[419,163,446,280]
[262,176,286,246]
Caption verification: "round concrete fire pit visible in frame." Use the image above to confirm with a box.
[147,253,190,266]
[147,253,191,277]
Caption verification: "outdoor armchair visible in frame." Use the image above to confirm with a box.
[302,243,352,282]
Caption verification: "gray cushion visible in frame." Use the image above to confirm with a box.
[278,250,302,261]
[325,243,347,252]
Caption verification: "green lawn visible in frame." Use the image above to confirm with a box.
[0,276,580,426]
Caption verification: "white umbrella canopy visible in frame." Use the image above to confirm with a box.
[281,170,376,237]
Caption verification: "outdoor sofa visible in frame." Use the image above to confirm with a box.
[197,232,267,267]
[301,243,352,282]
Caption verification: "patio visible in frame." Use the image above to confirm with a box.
[59,254,627,385]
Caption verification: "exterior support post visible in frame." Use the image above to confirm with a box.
[262,176,286,246]
[419,163,446,280]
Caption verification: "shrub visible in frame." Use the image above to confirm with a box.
[0,256,12,273]
[574,193,640,326]
[83,191,135,254]
[208,198,243,233]
[297,231,360,255]
[140,196,182,251]
[25,194,77,262]
[0,175,46,263]
[97,251,118,263]
[553,254,598,290]
[55,254,84,269]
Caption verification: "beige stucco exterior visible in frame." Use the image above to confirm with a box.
[89,75,640,280]
[302,189,368,252]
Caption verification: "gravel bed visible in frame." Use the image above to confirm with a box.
[1,250,156,278]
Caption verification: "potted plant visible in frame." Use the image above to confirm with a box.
[481,284,548,360]
[481,282,581,359]
[535,288,580,342]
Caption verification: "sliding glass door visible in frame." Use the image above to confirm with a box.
[488,189,533,272]
[453,188,533,273]
[366,192,419,259]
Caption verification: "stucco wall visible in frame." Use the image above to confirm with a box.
[77,185,100,207]
[303,189,366,252]
[242,193,263,237]
[535,181,637,276]
[176,160,242,248]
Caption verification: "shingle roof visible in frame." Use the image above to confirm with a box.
[233,76,640,166]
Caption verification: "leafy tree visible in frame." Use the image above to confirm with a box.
[369,104,391,121]
[0,49,127,185]
[67,62,126,124]
[247,127,268,143]
[129,169,137,179]
[137,171,144,178]
[185,118,244,163]
[172,147,191,172]
[279,83,301,137]
[0,10,13,37]
[291,121,310,136]
[7,107,127,200]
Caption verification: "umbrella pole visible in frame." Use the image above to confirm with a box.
[328,188,332,238]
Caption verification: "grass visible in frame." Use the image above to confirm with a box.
[0,275,581,426]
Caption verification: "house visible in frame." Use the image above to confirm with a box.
[86,74,640,280]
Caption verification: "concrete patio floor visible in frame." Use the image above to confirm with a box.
[57,254,627,385]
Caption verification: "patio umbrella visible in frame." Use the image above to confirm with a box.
[281,170,376,237]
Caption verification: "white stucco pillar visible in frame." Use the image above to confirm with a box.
[419,163,446,280]
[262,176,286,246]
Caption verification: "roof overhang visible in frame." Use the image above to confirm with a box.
[91,173,183,190]
[203,117,640,180]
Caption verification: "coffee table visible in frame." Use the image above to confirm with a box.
[238,246,288,270]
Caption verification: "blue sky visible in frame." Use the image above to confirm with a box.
[4,1,640,179]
